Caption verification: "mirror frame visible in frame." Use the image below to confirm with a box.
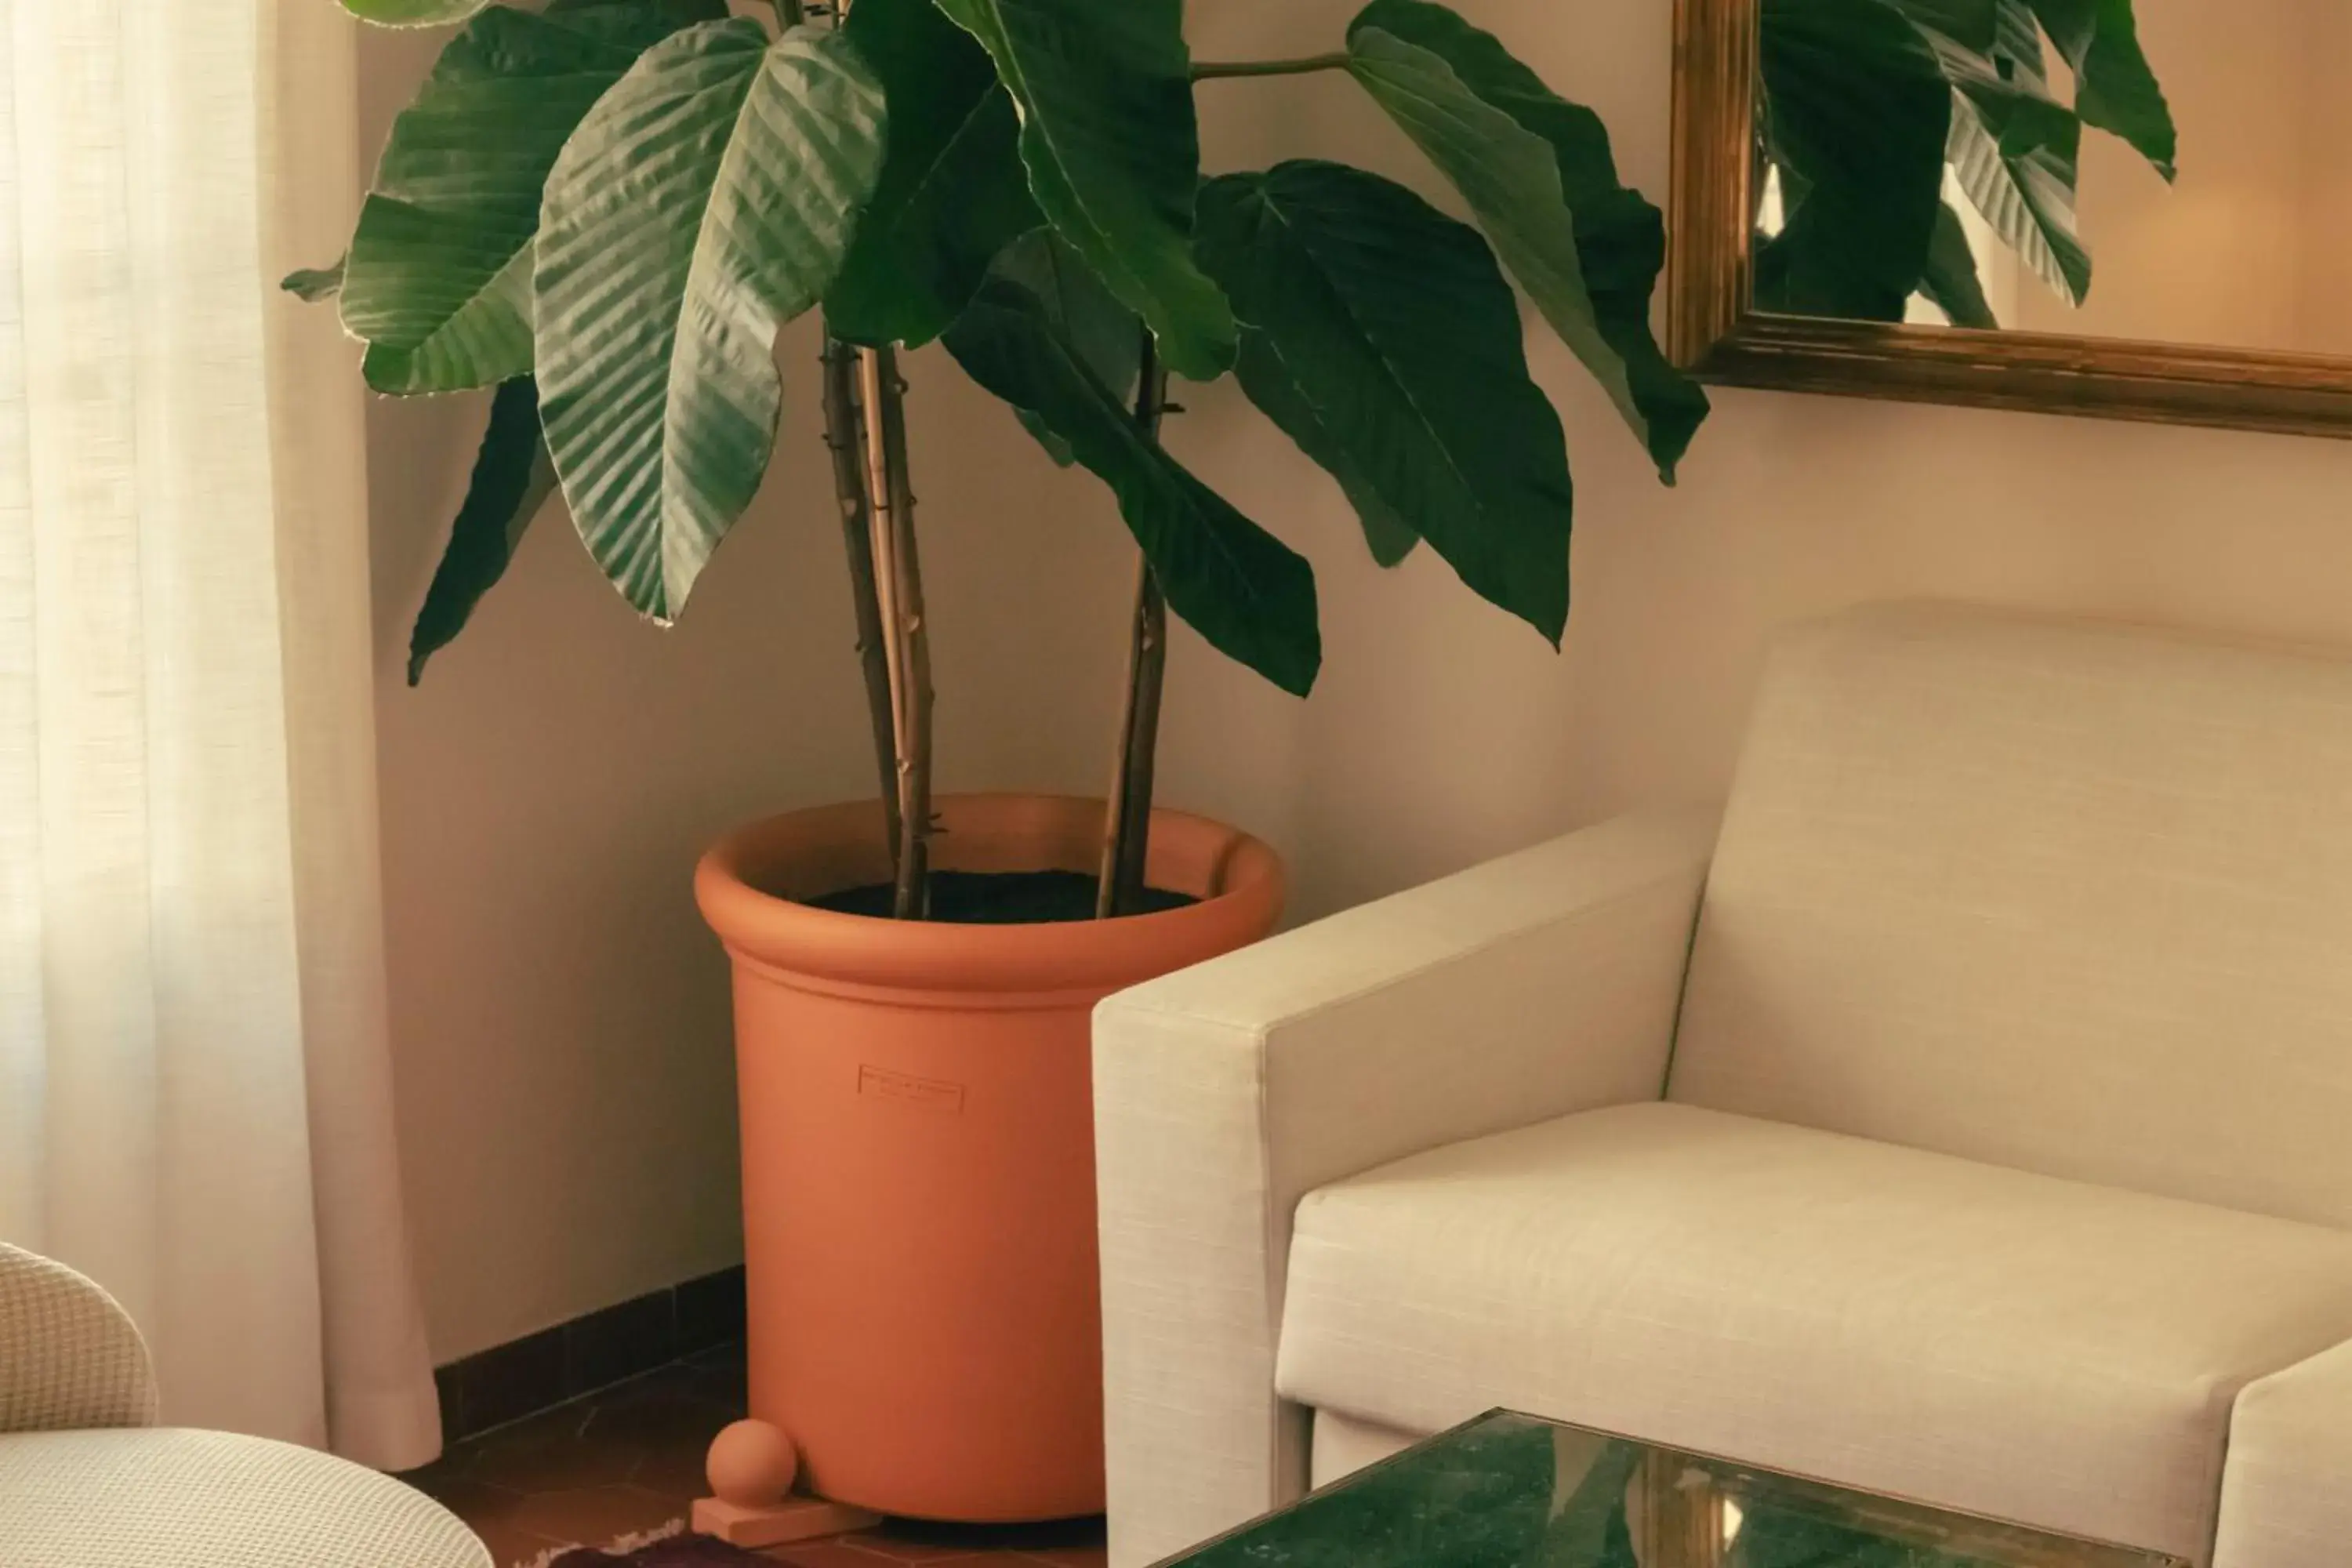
[1667,0,2352,439]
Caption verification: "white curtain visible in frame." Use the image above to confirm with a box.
[0,0,441,1469]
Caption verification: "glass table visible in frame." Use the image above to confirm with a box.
[1163,1411,2187,1568]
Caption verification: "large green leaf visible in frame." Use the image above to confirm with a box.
[1887,0,1999,53]
[343,0,488,24]
[1232,333,1419,568]
[1895,0,2039,82]
[342,1,724,396]
[1757,0,1951,321]
[1918,200,1998,327]
[933,0,1236,380]
[1889,3,2089,307]
[985,230,1142,466]
[1990,0,2053,85]
[943,278,1319,696]
[825,0,1040,347]
[1942,59,2086,305]
[1754,194,1896,321]
[357,254,534,397]
[1196,162,1573,644]
[535,20,886,622]
[2027,0,2176,179]
[1345,0,1705,485]
[410,378,559,684]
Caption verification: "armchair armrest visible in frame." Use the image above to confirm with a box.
[0,1243,158,1433]
[1091,808,1717,1567]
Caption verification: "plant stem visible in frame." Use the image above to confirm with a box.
[858,345,933,920]
[771,0,806,26]
[1097,333,1170,920]
[820,336,902,870]
[1189,52,1350,81]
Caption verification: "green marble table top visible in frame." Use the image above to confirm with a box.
[1162,1411,2186,1568]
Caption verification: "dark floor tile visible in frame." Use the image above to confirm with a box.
[568,1290,680,1396]
[458,1407,641,1495]
[454,1327,569,1438]
[631,1437,718,1501]
[408,1470,530,1519]
[677,1268,748,1355]
[441,1273,756,1449]
[684,1339,749,1376]
[399,1456,469,1501]
[583,1386,737,1457]
[436,1363,470,1445]
[670,1350,752,1416]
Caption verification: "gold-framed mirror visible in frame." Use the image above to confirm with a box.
[1667,0,2352,438]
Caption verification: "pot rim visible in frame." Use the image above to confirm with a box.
[695,792,1284,998]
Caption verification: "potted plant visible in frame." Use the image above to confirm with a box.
[303,0,1708,1524]
[302,0,2180,1530]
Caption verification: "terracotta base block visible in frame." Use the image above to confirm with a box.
[691,1494,882,1549]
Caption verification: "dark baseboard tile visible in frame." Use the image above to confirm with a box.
[675,1265,749,1352]
[434,1264,747,1446]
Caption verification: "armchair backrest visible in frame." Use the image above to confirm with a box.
[1669,603,2352,1230]
[0,1242,158,1432]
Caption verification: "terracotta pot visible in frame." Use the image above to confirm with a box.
[695,793,1283,1523]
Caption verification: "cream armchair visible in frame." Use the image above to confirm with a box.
[0,1243,488,1568]
[1095,604,2352,1568]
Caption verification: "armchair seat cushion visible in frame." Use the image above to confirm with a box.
[0,1428,490,1568]
[1275,1102,2352,1562]
[2212,1339,2352,1568]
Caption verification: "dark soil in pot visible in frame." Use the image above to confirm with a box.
[808,868,1197,924]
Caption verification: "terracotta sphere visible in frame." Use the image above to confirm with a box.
[706,1419,797,1507]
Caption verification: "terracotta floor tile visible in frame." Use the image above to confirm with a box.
[465,1516,572,1568]
[499,1483,687,1545]
[1018,1544,1109,1568]
[411,1473,536,1525]
[857,1521,1105,1560]
[630,1438,720,1500]
[766,1540,915,1568]
[838,1535,983,1563]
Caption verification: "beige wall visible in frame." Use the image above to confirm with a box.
[370,0,2352,1362]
